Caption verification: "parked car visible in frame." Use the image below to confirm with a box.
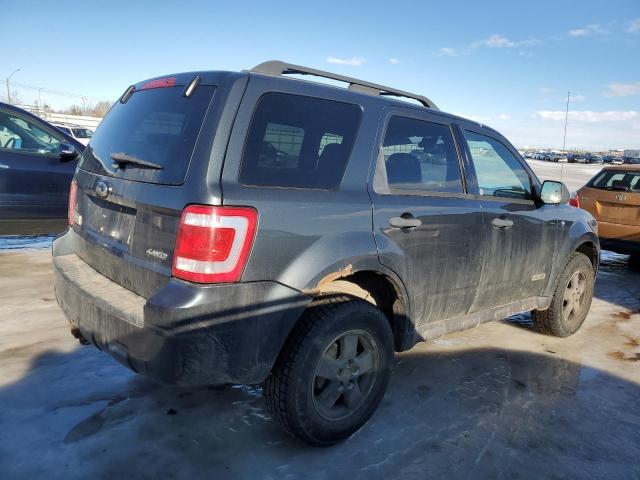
[574,166,640,262]
[584,154,602,164]
[547,152,564,162]
[52,122,94,146]
[52,61,600,446]
[0,102,84,234]
[623,156,640,165]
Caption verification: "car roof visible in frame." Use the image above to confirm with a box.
[135,66,504,139]
[600,165,640,172]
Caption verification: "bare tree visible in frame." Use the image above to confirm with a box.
[60,100,112,118]
[91,101,112,117]
[7,90,21,105]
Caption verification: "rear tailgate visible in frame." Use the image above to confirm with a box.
[580,170,640,226]
[69,72,241,298]
[72,171,181,298]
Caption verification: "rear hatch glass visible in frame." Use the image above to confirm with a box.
[80,84,216,185]
[588,170,640,192]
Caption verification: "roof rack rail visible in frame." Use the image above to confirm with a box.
[250,60,439,110]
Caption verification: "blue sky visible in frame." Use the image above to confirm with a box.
[1,0,639,150]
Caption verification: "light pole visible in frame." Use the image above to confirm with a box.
[6,68,21,104]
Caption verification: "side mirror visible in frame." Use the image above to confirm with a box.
[59,142,78,161]
[540,180,570,205]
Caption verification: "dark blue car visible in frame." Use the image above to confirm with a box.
[0,102,84,234]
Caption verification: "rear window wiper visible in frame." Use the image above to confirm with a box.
[110,152,163,170]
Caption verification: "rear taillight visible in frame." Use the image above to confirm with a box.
[172,205,258,283]
[569,192,580,208]
[68,180,77,225]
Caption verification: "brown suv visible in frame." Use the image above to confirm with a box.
[575,165,640,261]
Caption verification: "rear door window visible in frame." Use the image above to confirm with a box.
[377,115,463,194]
[239,93,361,190]
[80,85,216,185]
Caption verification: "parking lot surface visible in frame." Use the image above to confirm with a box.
[525,159,602,192]
[1,161,639,479]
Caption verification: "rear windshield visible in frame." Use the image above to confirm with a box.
[239,92,361,190]
[588,170,640,192]
[80,85,215,184]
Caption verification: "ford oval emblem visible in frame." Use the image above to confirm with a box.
[95,180,111,199]
[615,193,627,201]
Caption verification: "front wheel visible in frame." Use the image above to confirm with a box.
[531,252,595,337]
[264,296,394,446]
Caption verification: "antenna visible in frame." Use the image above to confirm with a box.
[561,91,570,182]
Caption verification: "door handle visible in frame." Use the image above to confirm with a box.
[491,217,514,230]
[389,216,422,230]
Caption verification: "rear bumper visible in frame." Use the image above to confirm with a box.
[53,231,310,386]
[598,221,640,256]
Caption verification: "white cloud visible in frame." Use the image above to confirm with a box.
[539,87,554,94]
[498,113,511,120]
[568,24,608,37]
[628,18,640,33]
[570,94,586,102]
[437,47,458,56]
[388,58,400,64]
[534,110,639,123]
[325,56,366,66]
[471,35,540,49]
[472,34,515,48]
[604,82,640,97]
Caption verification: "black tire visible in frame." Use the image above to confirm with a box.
[264,296,394,446]
[531,252,595,337]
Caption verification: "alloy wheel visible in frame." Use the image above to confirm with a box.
[312,330,379,421]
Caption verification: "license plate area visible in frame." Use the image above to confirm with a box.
[83,195,137,248]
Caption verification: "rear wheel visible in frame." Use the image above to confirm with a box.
[531,252,595,337]
[264,296,393,446]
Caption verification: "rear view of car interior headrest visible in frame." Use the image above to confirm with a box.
[316,142,348,188]
[611,179,629,191]
[386,153,421,185]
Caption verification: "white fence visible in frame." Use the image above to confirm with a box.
[17,105,103,130]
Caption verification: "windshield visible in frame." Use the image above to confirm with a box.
[72,128,93,138]
[80,85,216,184]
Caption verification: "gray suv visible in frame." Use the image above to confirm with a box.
[53,61,599,445]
